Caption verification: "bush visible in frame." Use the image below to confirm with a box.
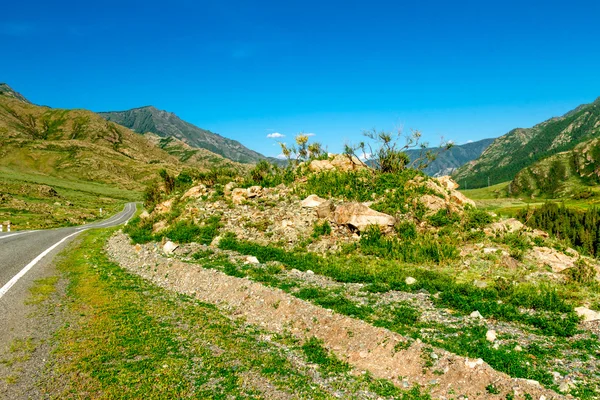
[312,221,332,238]
[427,208,460,227]
[564,259,597,285]
[463,207,493,230]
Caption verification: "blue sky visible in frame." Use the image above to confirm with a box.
[2,0,600,157]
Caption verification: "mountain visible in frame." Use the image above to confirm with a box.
[0,85,187,191]
[452,97,600,188]
[0,83,31,104]
[405,138,494,177]
[143,132,244,171]
[509,136,600,198]
[99,106,266,164]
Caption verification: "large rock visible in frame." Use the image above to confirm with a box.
[436,176,459,191]
[182,184,207,199]
[247,186,263,198]
[575,306,600,322]
[450,191,476,207]
[309,154,366,173]
[418,194,447,214]
[530,246,576,273]
[224,182,237,196]
[154,199,173,214]
[231,188,248,205]
[301,194,327,208]
[486,218,524,235]
[316,201,335,219]
[333,202,396,232]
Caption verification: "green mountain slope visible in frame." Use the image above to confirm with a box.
[452,97,600,188]
[509,137,600,198]
[0,87,184,191]
[405,138,494,176]
[99,106,266,164]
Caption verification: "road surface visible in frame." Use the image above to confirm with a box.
[0,202,137,375]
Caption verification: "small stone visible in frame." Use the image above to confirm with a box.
[306,270,314,275]
[245,256,259,264]
[486,330,497,342]
[465,358,483,368]
[539,395,546,400]
[470,310,483,319]
[514,345,522,352]
[405,277,417,285]
[163,241,179,255]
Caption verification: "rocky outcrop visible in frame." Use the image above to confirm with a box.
[182,184,208,199]
[309,154,366,173]
[530,246,576,273]
[485,218,524,235]
[409,176,475,214]
[333,202,396,232]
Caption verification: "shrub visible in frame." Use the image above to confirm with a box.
[427,208,460,227]
[312,221,332,238]
[463,207,493,230]
[564,259,597,285]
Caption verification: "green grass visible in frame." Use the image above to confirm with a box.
[43,229,428,399]
[0,167,140,230]
[186,242,600,394]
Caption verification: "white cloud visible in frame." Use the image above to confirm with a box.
[267,132,285,139]
[466,140,473,143]
[305,133,316,137]
[359,152,372,161]
[275,153,288,159]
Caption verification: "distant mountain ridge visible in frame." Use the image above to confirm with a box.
[405,138,494,177]
[0,83,31,104]
[452,97,600,188]
[99,106,266,164]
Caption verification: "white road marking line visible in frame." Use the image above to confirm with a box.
[0,230,86,299]
[0,232,29,241]
[0,203,135,299]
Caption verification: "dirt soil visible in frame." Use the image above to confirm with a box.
[106,231,566,400]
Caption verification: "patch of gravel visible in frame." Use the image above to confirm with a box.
[106,231,566,400]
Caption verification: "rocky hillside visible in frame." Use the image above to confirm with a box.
[405,138,494,177]
[509,136,600,197]
[121,155,600,398]
[0,85,185,190]
[99,106,266,164]
[453,97,600,188]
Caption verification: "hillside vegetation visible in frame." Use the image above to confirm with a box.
[509,137,600,198]
[453,97,600,188]
[119,142,600,398]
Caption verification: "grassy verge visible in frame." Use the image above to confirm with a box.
[43,229,429,399]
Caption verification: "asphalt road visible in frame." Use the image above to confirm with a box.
[0,201,136,346]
